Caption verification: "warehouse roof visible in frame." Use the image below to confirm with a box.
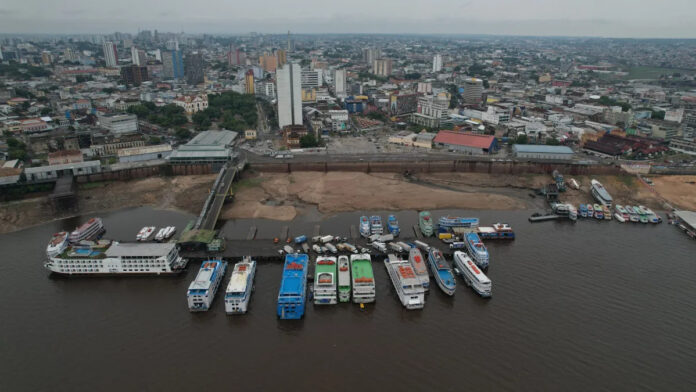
[433,131,496,149]
[674,210,696,229]
[187,130,238,147]
[512,145,574,154]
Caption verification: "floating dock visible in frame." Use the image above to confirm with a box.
[528,214,562,222]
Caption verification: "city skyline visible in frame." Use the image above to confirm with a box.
[1,0,696,38]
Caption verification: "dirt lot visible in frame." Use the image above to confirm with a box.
[650,175,696,210]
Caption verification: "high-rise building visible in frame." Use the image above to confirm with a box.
[103,41,118,67]
[463,77,484,104]
[301,69,321,89]
[120,64,149,85]
[275,49,287,68]
[184,52,204,85]
[372,58,393,77]
[276,63,303,128]
[432,54,443,73]
[41,51,53,65]
[228,46,246,66]
[245,70,255,95]
[287,30,294,52]
[259,54,277,73]
[161,50,184,80]
[131,46,146,65]
[334,69,346,97]
[363,48,381,65]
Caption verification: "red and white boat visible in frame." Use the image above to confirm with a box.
[136,226,156,241]
[46,231,69,257]
[68,218,104,243]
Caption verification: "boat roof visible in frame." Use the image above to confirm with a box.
[226,261,253,293]
[675,210,696,229]
[350,254,374,279]
[387,258,421,285]
[279,254,308,295]
[105,242,175,257]
[315,257,337,274]
[456,252,490,283]
[188,260,223,292]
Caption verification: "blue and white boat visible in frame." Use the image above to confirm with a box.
[277,253,309,320]
[387,215,400,236]
[370,215,383,235]
[187,259,228,312]
[426,248,456,296]
[579,204,588,218]
[453,251,491,298]
[464,232,489,270]
[359,216,371,238]
[438,216,479,229]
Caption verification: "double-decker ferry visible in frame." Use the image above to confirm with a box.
[384,254,425,309]
[370,215,383,235]
[437,216,479,229]
[224,257,256,314]
[187,260,227,312]
[44,240,187,275]
[453,251,491,298]
[359,216,371,237]
[68,217,104,243]
[591,179,613,207]
[464,232,489,269]
[277,253,309,319]
[427,247,456,296]
[408,247,430,291]
[337,255,351,302]
[419,211,434,237]
[314,256,338,305]
[387,215,400,236]
[350,253,375,303]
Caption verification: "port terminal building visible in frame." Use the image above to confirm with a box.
[512,145,575,161]
[433,131,498,155]
[169,130,238,168]
[674,210,696,239]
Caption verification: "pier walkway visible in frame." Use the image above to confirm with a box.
[196,160,245,231]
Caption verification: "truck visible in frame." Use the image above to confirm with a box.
[449,242,466,249]
[294,235,307,244]
[372,241,387,253]
[325,243,338,254]
[396,242,412,251]
[320,235,334,244]
[438,233,453,240]
[301,243,310,253]
[312,244,323,254]
[414,240,430,251]
[388,242,403,253]
[283,245,295,254]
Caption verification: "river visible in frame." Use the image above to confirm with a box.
[1,206,695,391]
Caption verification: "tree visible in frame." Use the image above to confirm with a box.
[147,136,162,145]
[514,134,528,144]
[545,137,560,146]
[300,133,319,148]
[652,111,666,120]
[40,107,52,116]
[175,128,192,141]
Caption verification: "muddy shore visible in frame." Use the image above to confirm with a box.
[2,171,695,234]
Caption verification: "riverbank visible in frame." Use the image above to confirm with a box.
[2,171,695,234]
[0,175,216,234]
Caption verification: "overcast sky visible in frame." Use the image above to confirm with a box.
[1,0,695,38]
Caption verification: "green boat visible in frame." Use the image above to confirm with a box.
[419,211,434,237]
[314,256,337,305]
[350,254,375,303]
[337,255,351,302]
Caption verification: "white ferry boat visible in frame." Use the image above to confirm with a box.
[68,217,104,243]
[408,248,430,291]
[224,257,256,314]
[384,254,425,310]
[591,179,613,207]
[337,255,351,302]
[453,251,491,298]
[314,256,338,305]
[46,231,69,257]
[154,226,176,242]
[44,241,187,275]
[188,260,227,312]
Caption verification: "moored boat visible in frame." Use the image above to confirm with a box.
[337,255,351,302]
[419,211,434,237]
[408,247,430,291]
[68,217,104,243]
[277,253,309,319]
[426,247,456,296]
[593,204,604,220]
[314,256,338,305]
[350,253,375,303]
[453,251,491,298]
[587,204,594,217]
[136,226,155,241]
[477,223,515,240]
[384,254,425,309]
[437,216,479,229]
[225,257,256,314]
[627,206,640,223]
[187,259,227,312]
[370,215,383,235]
[602,205,612,220]
[579,204,588,218]
[46,231,69,257]
[464,232,489,269]
[591,179,613,207]
[387,215,400,236]
[568,204,578,221]
[359,216,371,238]
[614,213,626,222]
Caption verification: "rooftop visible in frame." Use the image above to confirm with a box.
[186,130,238,147]
[512,145,574,154]
[674,210,696,229]
[433,131,496,149]
[105,242,176,258]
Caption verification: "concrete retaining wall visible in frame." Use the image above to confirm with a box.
[75,163,216,183]
[250,159,624,176]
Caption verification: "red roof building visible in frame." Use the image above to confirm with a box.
[433,131,499,155]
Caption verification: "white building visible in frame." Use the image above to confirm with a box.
[463,77,483,104]
[173,94,208,114]
[103,41,118,67]
[417,82,432,94]
[432,54,443,73]
[334,69,346,97]
[277,63,303,127]
[328,110,349,132]
[301,69,322,89]
[98,113,138,135]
